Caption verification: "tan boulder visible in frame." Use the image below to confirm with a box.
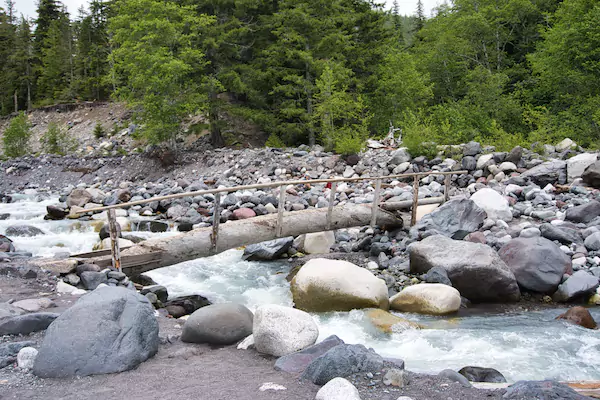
[302,231,335,254]
[291,258,389,312]
[365,309,420,334]
[390,283,461,315]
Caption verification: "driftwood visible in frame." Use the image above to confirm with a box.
[81,203,404,276]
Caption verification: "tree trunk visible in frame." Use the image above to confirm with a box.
[13,90,17,113]
[81,203,404,276]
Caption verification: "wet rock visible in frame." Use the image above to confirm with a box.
[410,235,520,302]
[365,309,420,333]
[80,271,108,290]
[498,237,571,293]
[46,205,67,220]
[130,273,158,286]
[315,377,360,400]
[33,286,159,378]
[503,380,587,399]
[438,369,472,388]
[458,366,507,383]
[565,201,600,224]
[390,283,461,315]
[164,294,211,317]
[133,220,169,233]
[99,222,121,240]
[253,304,318,357]
[410,198,486,240]
[470,188,512,222]
[291,258,389,312]
[275,335,345,374]
[181,303,253,345]
[0,312,60,335]
[556,306,597,329]
[553,270,599,302]
[5,225,45,237]
[301,344,384,385]
[242,237,293,261]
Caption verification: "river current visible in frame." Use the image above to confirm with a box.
[2,194,599,382]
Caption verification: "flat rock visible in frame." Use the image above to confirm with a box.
[409,235,520,302]
[410,198,486,240]
[0,312,59,335]
[274,335,344,374]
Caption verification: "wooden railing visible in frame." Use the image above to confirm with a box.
[79,169,468,270]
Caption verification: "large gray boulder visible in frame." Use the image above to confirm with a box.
[459,366,506,383]
[389,148,411,165]
[567,153,597,181]
[0,313,59,336]
[498,237,571,293]
[520,160,567,186]
[33,286,158,378]
[503,380,589,399]
[409,235,520,302]
[242,237,294,261]
[565,201,600,224]
[552,271,599,303]
[66,188,93,207]
[539,223,582,245]
[410,198,486,240]
[181,303,253,345]
[301,344,384,385]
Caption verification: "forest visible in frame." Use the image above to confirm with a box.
[0,0,599,156]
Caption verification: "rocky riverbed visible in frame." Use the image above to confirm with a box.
[1,137,600,399]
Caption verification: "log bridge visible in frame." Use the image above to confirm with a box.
[70,170,467,276]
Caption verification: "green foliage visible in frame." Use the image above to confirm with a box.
[265,134,286,148]
[109,0,213,144]
[41,122,77,155]
[93,122,105,138]
[2,112,31,157]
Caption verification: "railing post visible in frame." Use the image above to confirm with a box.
[370,178,382,228]
[211,192,221,253]
[107,209,121,271]
[411,175,420,226]
[276,185,285,237]
[326,182,337,230]
[444,174,451,202]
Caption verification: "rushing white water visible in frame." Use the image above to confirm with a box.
[3,195,600,382]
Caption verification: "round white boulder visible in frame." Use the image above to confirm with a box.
[291,258,389,312]
[390,283,461,315]
[17,347,38,370]
[315,377,361,400]
[253,305,318,357]
[470,188,512,222]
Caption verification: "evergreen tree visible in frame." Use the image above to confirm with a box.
[2,112,31,157]
[12,16,34,111]
[37,9,73,101]
[0,4,16,114]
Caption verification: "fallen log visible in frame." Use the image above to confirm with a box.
[81,203,404,276]
[380,196,445,211]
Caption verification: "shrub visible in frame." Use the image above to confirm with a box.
[93,123,106,139]
[265,133,286,148]
[333,130,365,156]
[41,122,77,155]
[2,112,31,158]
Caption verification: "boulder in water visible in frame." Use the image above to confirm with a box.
[458,366,507,383]
[46,205,67,220]
[5,225,45,237]
[390,283,461,315]
[33,286,158,378]
[409,235,520,303]
[0,235,15,252]
[410,198,486,240]
[133,220,168,233]
[556,306,597,329]
[301,344,384,385]
[181,303,253,345]
[290,258,389,312]
[242,237,293,261]
[498,237,571,293]
[364,309,420,333]
[253,304,318,357]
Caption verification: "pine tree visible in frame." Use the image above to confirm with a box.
[37,9,73,101]
[11,16,34,111]
[0,4,16,115]
[415,0,425,31]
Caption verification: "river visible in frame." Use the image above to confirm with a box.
[2,194,600,383]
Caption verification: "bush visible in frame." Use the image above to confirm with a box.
[2,112,31,158]
[333,129,365,156]
[265,133,286,148]
[41,122,77,155]
[93,123,106,139]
